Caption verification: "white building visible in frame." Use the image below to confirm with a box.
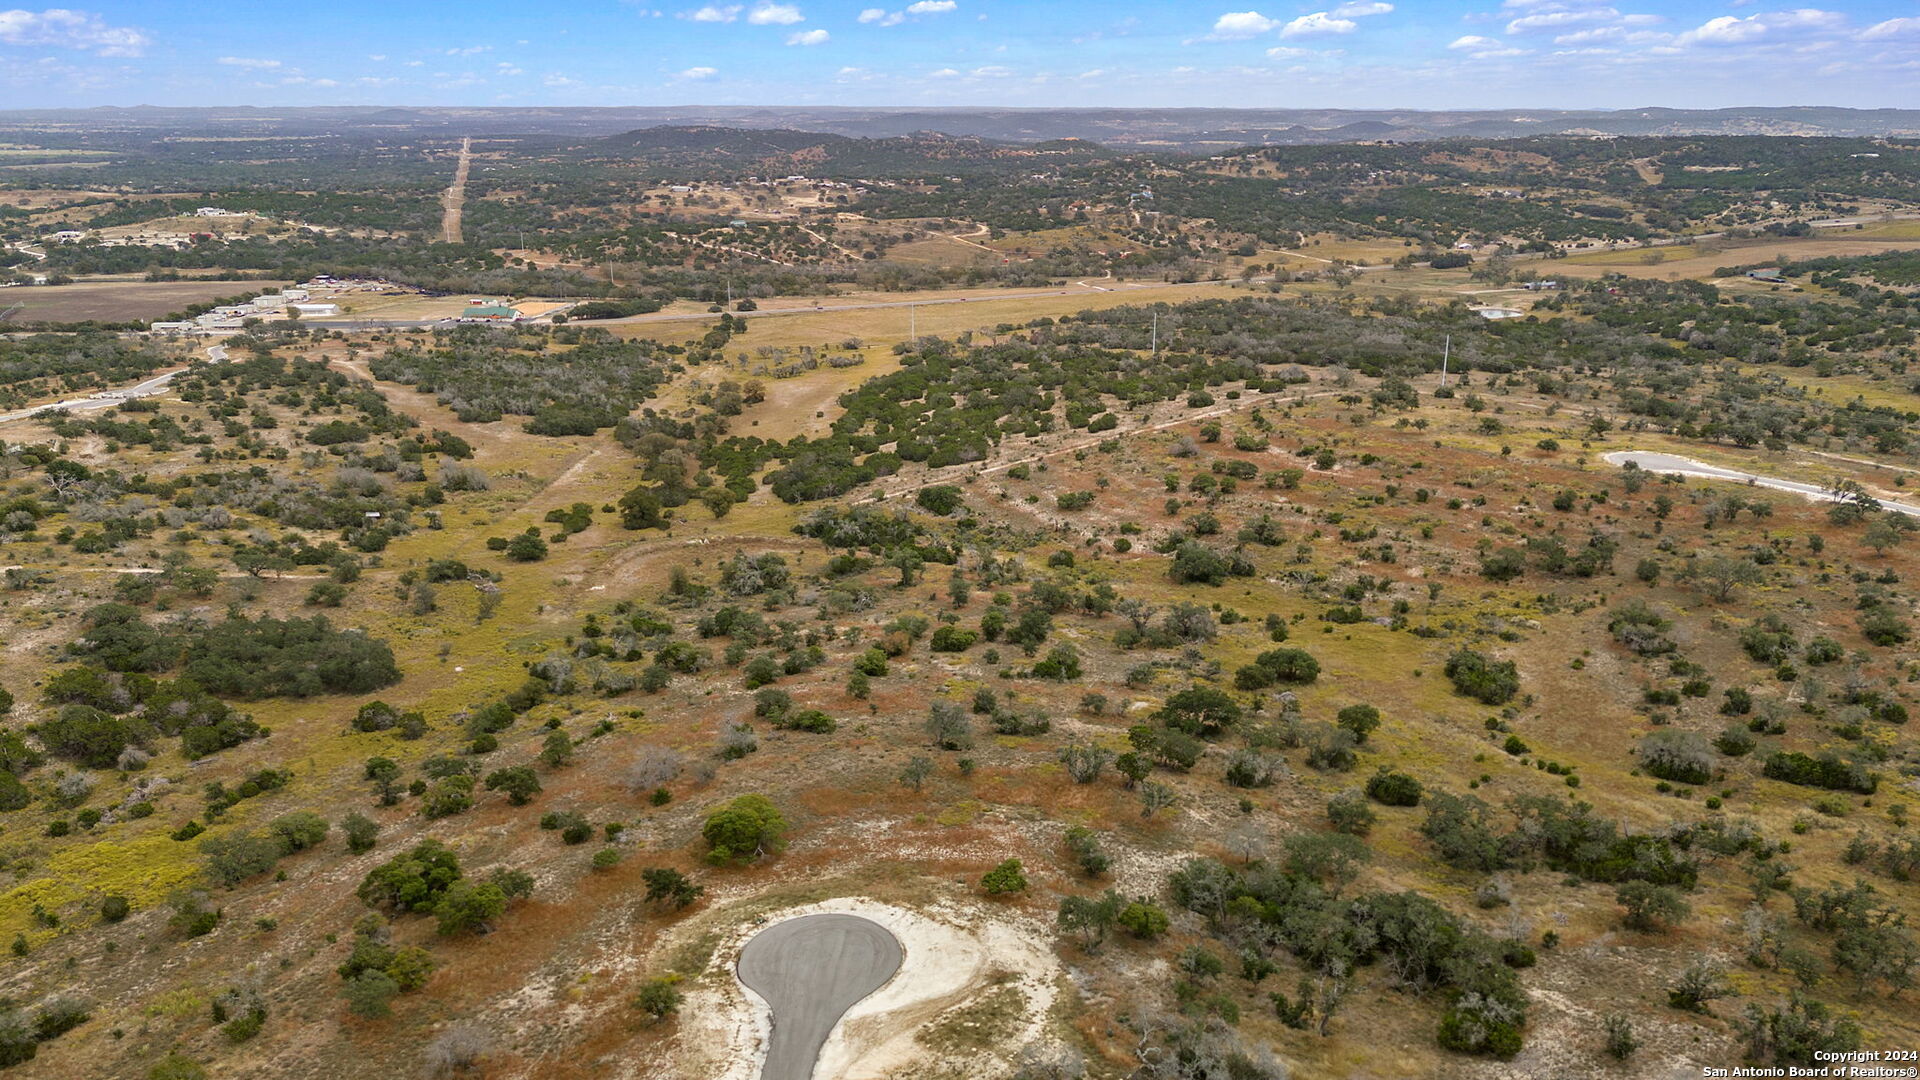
[281,288,310,301]
[149,321,194,335]
[290,302,339,317]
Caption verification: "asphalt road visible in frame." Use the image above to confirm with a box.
[737,914,902,1080]
[1602,450,1920,518]
[0,343,227,425]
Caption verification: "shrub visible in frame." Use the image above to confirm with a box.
[180,616,401,698]
[32,995,91,1041]
[1327,790,1376,835]
[929,625,978,652]
[981,858,1029,895]
[916,485,964,515]
[1444,649,1520,705]
[1158,687,1242,738]
[1617,881,1690,933]
[1367,770,1423,806]
[702,794,787,863]
[1336,704,1381,743]
[1224,750,1277,789]
[343,970,399,1019]
[642,867,705,910]
[421,775,476,818]
[483,766,543,806]
[268,811,330,852]
[424,1025,489,1078]
[357,840,463,913]
[635,977,683,1023]
[432,880,508,936]
[1116,900,1170,939]
[1637,730,1714,785]
[1763,751,1877,794]
[1063,827,1110,877]
[1169,542,1248,586]
[1735,992,1863,1066]
[1235,647,1319,689]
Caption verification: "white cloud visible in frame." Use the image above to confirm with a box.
[678,65,719,78]
[1861,17,1920,40]
[1209,11,1280,38]
[971,64,1010,76]
[928,66,960,77]
[405,59,425,66]
[1766,8,1844,30]
[747,3,803,25]
[1552,25,1666,45]
[1507,7,1618,34]
[1266,45,1311,57]
[1280,12,1357,37]
[1674,14,1765,46]
[1447,33,1526,55]
[787,27,828,44]
[1330,1,1392,17]
[446,44,492,56]
[367,53,387,61]
[216,56,281,69]
[686,4,741,21]
[1671,8,1844,47]
[543,74,580,86]
[0,8,150,56]
[860,2,949,25]
[497,62,525,75]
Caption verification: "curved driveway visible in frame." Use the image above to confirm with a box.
[1603,450,1920,518]
[737,914,902,1080]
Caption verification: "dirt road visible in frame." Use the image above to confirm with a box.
[441,137,471,245]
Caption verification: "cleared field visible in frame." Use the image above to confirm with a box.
[305,293,573,321]
[882,234,999,266]
[613,277,1255,350]
[1561,236,1920,279]
[0,278,288,322]
[1847,220,1920,240]
[0,188,130,210]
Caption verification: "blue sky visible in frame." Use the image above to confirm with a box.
[2,1,1917,110]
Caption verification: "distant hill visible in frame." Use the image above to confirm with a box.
[593,125,1115,178]
[2,105,1918,152]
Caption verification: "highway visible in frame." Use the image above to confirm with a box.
[1602,450,1920,518]
[737,914,901,1080]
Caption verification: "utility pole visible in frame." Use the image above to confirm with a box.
[1439,334,1450,388]
[1151,311,1159,357]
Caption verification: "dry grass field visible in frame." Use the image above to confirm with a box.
[0,278,288,322]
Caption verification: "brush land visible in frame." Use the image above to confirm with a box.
[1,120,1920,1080]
